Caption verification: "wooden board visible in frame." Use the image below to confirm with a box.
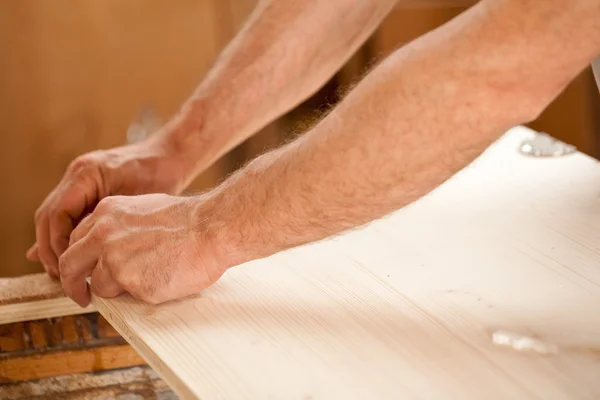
[0,274,94,324]
[0,365,174,400]
[0,313,145,383]
[1,343,142,383]
[92,126,600,399]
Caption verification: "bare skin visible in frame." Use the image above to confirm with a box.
[30,0,600,307]
[28,0,398,278]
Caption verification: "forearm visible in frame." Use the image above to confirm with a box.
[155,0,397,188]
[399,0,477,6]
[201,0,600,266]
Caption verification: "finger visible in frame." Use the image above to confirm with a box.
[69,213,97,247]
[49,178,100,258]
[35,208,59,277]
[49,212,72,260]
[27,243,57,278]
[30,244,59,279]
[59,229,103,307]
[28,245,59,279]
[26,244,39,261]
[90,259,123,299]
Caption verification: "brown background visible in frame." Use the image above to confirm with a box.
[1,1,598,277]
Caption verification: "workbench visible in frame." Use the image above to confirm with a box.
[0,274,176,398]
[2,126,600,399]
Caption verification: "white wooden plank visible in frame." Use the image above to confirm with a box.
[93,126,600,399]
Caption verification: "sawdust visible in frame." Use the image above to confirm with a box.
[0,273,64,305]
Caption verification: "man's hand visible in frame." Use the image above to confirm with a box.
[58,194,228,307]
[28,0,398,280]
[28,137,187,278]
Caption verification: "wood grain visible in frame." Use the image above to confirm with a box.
[0,273,94,324]
[1,314,145,384]
[91,126,600,399]
[0,344,144,382]
[0,366,171,400]
[0,298,94,325]
[0,273,65,305]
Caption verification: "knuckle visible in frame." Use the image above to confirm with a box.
[47,205,59,218]
[68,228,82,247]
[96,197,116,213]
[119,273,163,304]
[34,204,49,223]
[114,270,137,291]
[68,154,96,174]
[58,253,72,276]
[101,249,118,271]
[51,196,73,216]
[48,209,66,229]
[93,217,113,238]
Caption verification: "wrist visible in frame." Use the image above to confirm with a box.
[190,158,284,270]
[190,192,252,272]
[150,98,227,191]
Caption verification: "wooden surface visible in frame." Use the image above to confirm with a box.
[1,343,141,382]
[0,366,175,400]
[0,274,93,324]
[0,278,155,398]
[92,126,600,399]
[0,298,93,326]
[0,313,144,383]
[0,274,65,305]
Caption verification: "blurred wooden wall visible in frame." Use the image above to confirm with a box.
[0,2,598,277]
[0,0,259,276]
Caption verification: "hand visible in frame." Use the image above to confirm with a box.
[28,137,187,278]
[58,194,229,307]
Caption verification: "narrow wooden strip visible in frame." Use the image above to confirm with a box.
[0,344,145,382]
[0,297,94,325]
[0,274,64,305]
[1,314,126,360]
[0,273,95,324]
